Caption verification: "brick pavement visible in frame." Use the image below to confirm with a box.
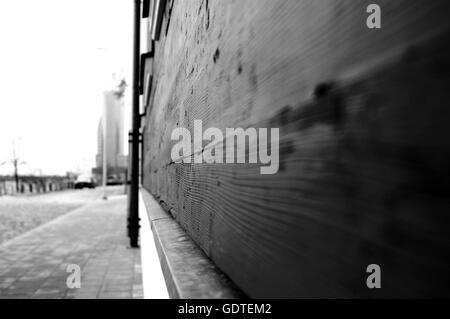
[0,194,143,299]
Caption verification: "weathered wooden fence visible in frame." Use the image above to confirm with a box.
[142,0,450,298]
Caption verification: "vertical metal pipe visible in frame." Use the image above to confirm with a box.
[128,0,141,248]
[102,94,108,200]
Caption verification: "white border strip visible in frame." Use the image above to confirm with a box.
[139,190,169,299]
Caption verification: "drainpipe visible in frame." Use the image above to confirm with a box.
[128,0,141,248]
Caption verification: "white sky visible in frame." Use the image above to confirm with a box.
[0,0,133,176]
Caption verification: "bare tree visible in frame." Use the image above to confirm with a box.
[0,140,26,192]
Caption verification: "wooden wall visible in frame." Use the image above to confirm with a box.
[142,0,450,298]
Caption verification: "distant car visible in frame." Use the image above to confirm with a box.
[106,175,123,186]
[74,175,95,189]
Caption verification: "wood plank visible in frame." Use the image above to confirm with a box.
[142,0,450,297]
[141,188,245,299]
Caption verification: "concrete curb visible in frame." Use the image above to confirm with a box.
[139,187,244,299]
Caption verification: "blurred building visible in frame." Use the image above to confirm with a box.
[93,83,128,185]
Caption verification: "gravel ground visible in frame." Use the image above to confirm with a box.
[0,186,126,245]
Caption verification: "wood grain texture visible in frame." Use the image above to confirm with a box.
[141,188,244,299]
[142,0,450,297]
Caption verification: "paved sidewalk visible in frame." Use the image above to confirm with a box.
[0,194,143,299]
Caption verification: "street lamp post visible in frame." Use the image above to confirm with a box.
[128,0,141,248]
[102,96,108,200]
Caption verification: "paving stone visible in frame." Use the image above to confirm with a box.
[98,291,132,299]
[0,192,143,299]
